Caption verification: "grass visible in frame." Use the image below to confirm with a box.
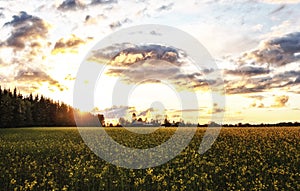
[0,127,299,190]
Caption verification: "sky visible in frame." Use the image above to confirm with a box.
[0,0,300,124]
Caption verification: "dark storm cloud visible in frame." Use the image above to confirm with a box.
[14,69,66,91]
[1,12,49,50]
[239,32,300,66]
[224,66,270,76]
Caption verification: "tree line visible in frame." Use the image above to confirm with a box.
[0,86,98,128]
[1,86,299,128]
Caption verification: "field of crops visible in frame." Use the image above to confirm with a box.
[0,127,299,190]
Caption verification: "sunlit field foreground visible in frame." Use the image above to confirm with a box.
[0,127,299,190]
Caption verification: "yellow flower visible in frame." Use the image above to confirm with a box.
[10,178,16,184]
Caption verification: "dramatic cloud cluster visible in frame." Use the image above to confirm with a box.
[1,11,49,51]
[0,11,67,94]
[224,31,300,95]
[238,32,300,67]
[225,70,300,94]
[90,43,221,92]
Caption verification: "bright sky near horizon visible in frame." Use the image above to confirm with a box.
[1,0,300,124]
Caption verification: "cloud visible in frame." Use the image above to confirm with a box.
[64,74,76,81]
[224,66,270,76]
[184,108,206,112]
[294,76,300,83]
[89,43,221,92]
[51,34,86,54]
[105,60,181,83]
[269,4,285,15]
[238,32,300,67]
[13,68,67,92]
[156,3,174,12]
[249,100,265,108]
[97,106,161,120]
[98,105,135,119]
[85,14,107,25]
[97,105,177,121]
[4,11,37,27]
[259,0,300,4]
[207,103,225,114]
[109,18,131,30]
[248,95,265,100]
[58,0,85,11]
[226,32,300,94]
[138,108,154,117]
[90,0,118,5]
[109,44,182,66]
[272,95,289,107]
[225,70,300,94]
[1,11,49,50]
[58,0,118,11]
[109,21,122,29]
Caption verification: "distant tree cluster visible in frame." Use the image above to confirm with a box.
[222,122,300,127]
[0,87,78,128]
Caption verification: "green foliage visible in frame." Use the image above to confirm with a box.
[0,127,299,190]
[0,87,78,127]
